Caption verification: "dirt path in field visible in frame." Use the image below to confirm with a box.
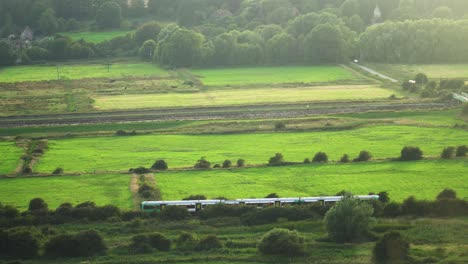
[0,101,451,128]
[352,62,399,83]
[130,173,157,209]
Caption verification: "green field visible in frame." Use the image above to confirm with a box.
[94,85,395,110]
[61,30,132,43]
[35,126,468,173]
[0,174,132,210]
[157,160,468,202]
[190,66,362,86]
[365,63,468,80]
[0,141,22,174]
[0,63,167,83]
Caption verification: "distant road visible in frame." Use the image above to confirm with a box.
[353,63,399,83]
[0,101,450,128]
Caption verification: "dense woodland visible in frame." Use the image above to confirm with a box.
[2,0,468,67]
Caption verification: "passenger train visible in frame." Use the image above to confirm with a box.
[141,195,379,213]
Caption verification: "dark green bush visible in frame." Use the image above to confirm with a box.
[4,228,40,258]
[268,153,284,165]
[414,73,428,85]
[132,167,151,174]
[196,235,222,251]
[55,203,73,216]
[441,147,455,159]
[354,150,372,162]
[75,201,96,208]
[45,230,106,258]
[257,228,304,256]
[160,206,190,221]
[265,193,279,198]
[75,230,106,256]
[222,159,232,168]
[130,234,153,254]
[28,198,48,212]
[52,167,64,174]
[241,207,316,226]
[148,233,171,251]
[303,158,311,163]
[151,159,168,170]
[198,204,255,219]
[401,196,433,216]
[237,159,245,167]
[194,157,211,169]
[183,194,207,200]
[456,145,467,157]
[275,122,286,130]
[373,231,409,264]
[383,202,401,217]
[437,188,457,200]
[340,154,350,163]
[400,146,423,161]
[176,232,198,251]
[312,152,328,163]
[378,191,390,204]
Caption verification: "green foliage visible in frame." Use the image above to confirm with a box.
[134,21,161,45]
[160,206,190,221]
[324,195,375,243]
[45,230,106,257]
[265,193,279,198]
[415,73,428,85]
[305,23,346,63]
[236,159,245,167]
[196,235,222,251]
[176,232,198,251]
[441,147,455,159]
[130,233,172,253]
[155,27,204,67]
[257,228,305,256]
[373,231,410,264]
[354,150,372,162]
[0,41,16,66]
[312,152,328,163]
[151,159,168,170]
[28,198,48,212]
[183,195,207,200]
[2,228,40,258]
[52,168,64,175]
[437,189,457,200]
[222,159,232,168]
[139,40,157,61]
[400,146,423,161]
[147,233,172,251]
[39,8,58,35]
[96,1,122,29]
[268,153,285,165]
[194,157,211,169]
[383,202,401,217]
[456,145,467,157]
[340,154,350,163]
[378,191,390,204]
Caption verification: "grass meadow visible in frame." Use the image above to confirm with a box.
[0,141,22,174]
[94,85,395,110]
[365,63,468,80]
[190,66,363,86]
[35,126,468,173]
[0,174,132,210]
[0,63,167,83]
[61,30,131,43]
[156,160,468,202]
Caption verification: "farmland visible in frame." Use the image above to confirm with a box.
[94,85,396,110]
[364,63,468,80]
[0,174,132,211]
[61,30,132,43]
[190,66,365,86]
[0,62,167,83]
[34,125,468,173]
[157,160,468,202]
[0,141,22,174]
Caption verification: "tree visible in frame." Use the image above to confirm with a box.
[456,145,467,157]
[39,8,58,35]
[134,21,161,45]
[312,152,328,163]
[155,28,204,67]
[441,147,455,159]
[414,73,428,85]
[257,228,304,256]
[268,153,284,165]
[194,157,211,169]
[151,159,168,170]
[377,191,390,204]
[400,146,423,161]
[373,231,410,264]
[237,159,245,167]
[0,41,16,66]
[265,33,296,65]
[304,23,346,64]
[437,189,457,200]
[354,150,372,162]
[96,1,122,29]
[340,154,350,163]
[28,198,48,211]
[324,195,375,243]
[129,0,146,17]
[222,160,232,168]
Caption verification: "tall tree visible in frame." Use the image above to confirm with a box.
[39,8,58,35]
[304,23,346,63]
[96,1,122,29]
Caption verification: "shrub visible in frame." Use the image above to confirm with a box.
[378,191,390,204]
[3,228,40,258]
[354,150,372,162]
[213,164,221,168]
[324,195,375,243]
[401,196,433,216]
[194,157,211,169]
[196,235,222,251]
[434,198,468,217]
[222,160,232,168]
[28,198,48,212]
[132,167,150,174]
[130,234,153,254]
[436,188,457,200]
[151,159,168,170]
[414,73,428,85]
[265,193,279,198]
[340,154,350,163]
[45,230,106,257]
[312,152,328,163]
[257,228,304,256]
[237,159,245,167]
[400,146,423,161]
[92,205,120,220]
[383,202,401,217]
[55,203,73,216]
[456,145,467,157]
[183,195,207,200]
[441,147,455,159]
[373,231,410,264]
[268,153,284,165]
[0,203,19,219]
[176,232,198,251]
[303,158,311,164]
[52,167,64,174]
[160,206,190,221]
[148,233,171,251]
[75,201,96,208]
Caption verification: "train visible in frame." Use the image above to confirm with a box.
[140,195,380,213]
